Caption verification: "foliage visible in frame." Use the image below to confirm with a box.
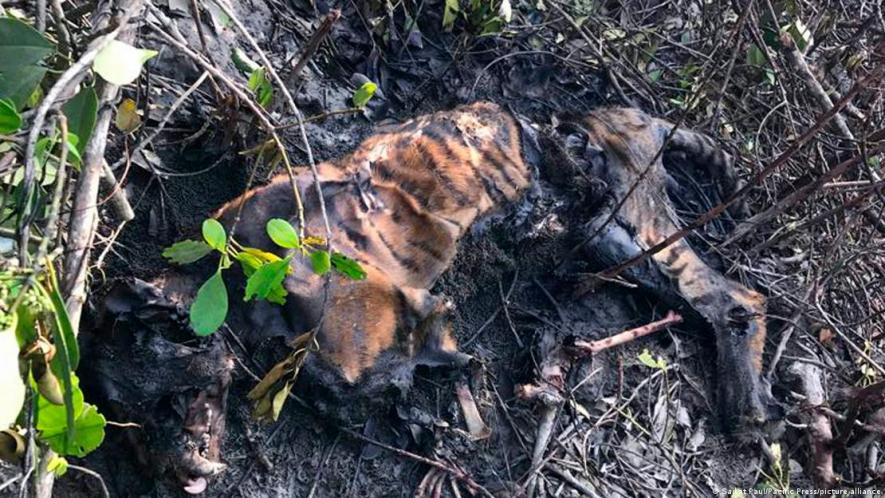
[92,40,157,86]
[0,17,53,108]
[247,67,273,108]
[0,270,106,459]
[0,10,154,473]
[164,218,366,336]
[352,81,377,109]
[442,0,511,35]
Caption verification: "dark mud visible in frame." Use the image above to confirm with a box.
[53,1,781,497]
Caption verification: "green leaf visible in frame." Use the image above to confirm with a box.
[26,84,43,109]
[62,87,98,149]
[637,348,667,370]
[0,98,22,134]
[746,44,766,67]
[36,375,84,428]
[231,47,259,74]
[40,402,105,458]
[310,250,331,276]
[240,247,283,264]
[331,252,367,280]
[201,219,227,252]
[0,328,24,429]
[442,0,459,30]
[44,268,79,369]
[0,18,54,72]
[266,218,300,249]
[352,81,377,108]
[234,251,263,276]
[93,40,157,86]
[46,455,68,477]
[190,271,228,336]
[247,68,273,108]
[0,66,47,111]
[784,19,812,52]
[162,240,214,265]
[244,257,290,302]
[35,373,85,456]
[63,133,82,166]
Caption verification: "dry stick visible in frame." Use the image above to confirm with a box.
[336,426,495,498]
[780,32,857,144]
[516,312,682,497]
[108,71,210,172]
[98,160,134,221]
[144,12,305,233]
[20,5,140,264]
[287,9,341,85]
[553,1,748,271]
[213,0,331,245]
[62,0,144,328]
[721,141,885,248]
[35,115,69,264]
[788,361,836,488]
[49,0,72,57]
[751,180,885,256]
[589,67,884,284]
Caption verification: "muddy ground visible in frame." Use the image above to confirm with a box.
[20,0,873,496]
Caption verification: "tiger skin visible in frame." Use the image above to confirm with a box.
[563,107,778,428]
[102,102,778,490]
[215,102,777,425]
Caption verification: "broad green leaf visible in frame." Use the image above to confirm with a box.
[62,87,98,147]
[162,240,213,264]
[331,252,367,280]
[40,402,105,458]
[0,98,22,134]
[442,0,459,30]
[36,373,84,456]
[637,348,667,369]
[36,374,84,427]
[0,64,46,111]
[93,40,157,86]
[247,68,273,108]
[310,250,331,276]
[190,271,228,336]
[0,18,54,72]
[201,219,227,252]
[266,218,300,249]
[244,257,290,302]
[0,64,47,110]
[352,81,377,108]
[0,328,24,428]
